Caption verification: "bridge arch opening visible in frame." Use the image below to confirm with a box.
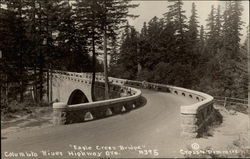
[67,89,89,105]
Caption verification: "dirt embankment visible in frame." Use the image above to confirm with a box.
[1,106,53,136]
[183,105,250,158]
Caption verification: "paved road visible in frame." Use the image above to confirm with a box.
[2,89,196,158]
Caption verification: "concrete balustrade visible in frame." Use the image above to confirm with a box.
[52,70,218,138]
[52,72,142,125]
[122,79,216,138]
[53,95,142,124]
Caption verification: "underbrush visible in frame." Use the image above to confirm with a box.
[1,99,50,121]
[225,104,249,115]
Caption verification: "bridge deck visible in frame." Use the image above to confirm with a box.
[1,89,196,158]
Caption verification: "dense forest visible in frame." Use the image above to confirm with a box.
[0,0,137,107]
[110,1,248,99]
[0,0,248,110]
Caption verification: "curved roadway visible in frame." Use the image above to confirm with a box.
[2,89,196,158]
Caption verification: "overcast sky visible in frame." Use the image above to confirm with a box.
[128,1,249,42]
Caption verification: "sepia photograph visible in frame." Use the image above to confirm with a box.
[0,0,249,158]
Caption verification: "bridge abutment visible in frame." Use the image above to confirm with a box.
[180,103,222,138]
[180,114,199,138]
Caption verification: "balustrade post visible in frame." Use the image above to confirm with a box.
[53,102,68,125]
[224,97,227,108]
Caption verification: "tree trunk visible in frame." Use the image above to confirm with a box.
[0,78,2,107]
[5,74,8,105]
[91,31,96,101]
[33,64,37,102]
[38,1,43,102]
[50,64,52,104]
[18,1,24,103]
[39,57,43,101]
[136,39,141,78]
[46,67,49,103]
[103,28,109,100]
[31,0,37,103]
[19,54,24,102]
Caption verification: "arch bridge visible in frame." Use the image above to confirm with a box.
[2,70,223,158]
[51,70,220,138]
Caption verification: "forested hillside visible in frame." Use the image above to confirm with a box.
[0,0,248,110]
[0,0,137,107]
[110,1,248,99]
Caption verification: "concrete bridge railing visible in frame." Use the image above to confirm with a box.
[121,80,216,138]
[52,70,219,138]
[52,71,142,125]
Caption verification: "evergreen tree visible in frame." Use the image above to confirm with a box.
[168,0,187,43]
[199,25,205,51]
[109,35,120,68]
[145,16,164,69]
[58,0,90,72]
[138,21,149,69]
[187,2,199,67]
[73,0,105,101]
[91,0,138,99]
[243,25,249,50]
[214,5,223,50]
[1,0,29,102]
[220,1,245,97]
[165,0,189,65]
[119,26,138,79]
[140,22,147,38]
[206,5,216,55]
[164,0,194,87]
[188,2,199,44]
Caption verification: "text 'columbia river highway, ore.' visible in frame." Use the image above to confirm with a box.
[2,144,160,158]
